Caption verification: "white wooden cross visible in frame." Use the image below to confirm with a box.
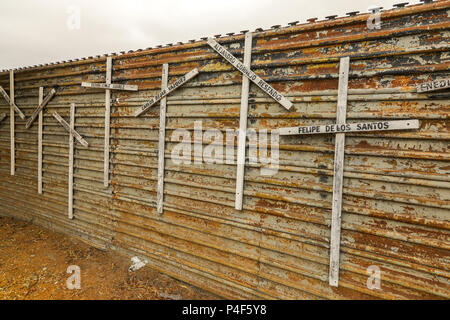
[81,56,139,188]
[135,65,199,214]
[52,106,89,220]
[207,36,293,211]
[0,86,26,120]
[38,87,43,194]
[277,57,420,287]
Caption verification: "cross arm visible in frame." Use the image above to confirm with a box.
[81,82,138,91]
[0,86,25,120]
[26,88,56,129]
[207,38,292,110]
[52,112,89,147]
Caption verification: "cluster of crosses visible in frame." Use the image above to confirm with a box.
[2,32,444,287]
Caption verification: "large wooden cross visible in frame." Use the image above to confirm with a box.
[207,36,293,211]
[416,78,450,93]
[135,65,199,214]
[277,57,420,287]
[81,56,138,188]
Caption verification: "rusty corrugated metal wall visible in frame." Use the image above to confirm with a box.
[0,1,449,299]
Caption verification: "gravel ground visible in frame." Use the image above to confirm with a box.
[0,216,218,300]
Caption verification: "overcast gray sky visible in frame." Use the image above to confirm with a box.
[1,0,409,70]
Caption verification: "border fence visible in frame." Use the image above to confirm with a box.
[0,1,449,299]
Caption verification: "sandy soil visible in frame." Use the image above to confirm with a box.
[0,216,218,300]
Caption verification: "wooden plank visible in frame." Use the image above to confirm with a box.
[38,87,43,194]
[207,38,292,110]
[104,57,112,187]
[329,57,350,287]
[26,88,56,129]
[81,82,138,91]
[417,78,450,93]
[68,103,75,219]
[10,71,14,176]
[0,113,6,123]
[0,86,25,120]
[278,120,420,135]
[52,112,89,147]
[156,63,169,214]
[134,68,199,117]
[235,32,253,211]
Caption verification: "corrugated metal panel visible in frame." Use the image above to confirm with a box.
[0,1,449,299]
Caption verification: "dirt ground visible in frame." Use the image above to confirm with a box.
[0,216,219,300]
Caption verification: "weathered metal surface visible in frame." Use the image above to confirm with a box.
[0,1,449,300]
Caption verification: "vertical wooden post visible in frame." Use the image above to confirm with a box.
[104,57,112,187]
[329,57,350,287]
[38,87,43,194]
[156,63,169,214]
[235,32,253,210]
[68,103,75,219]
[9,70,14,176]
